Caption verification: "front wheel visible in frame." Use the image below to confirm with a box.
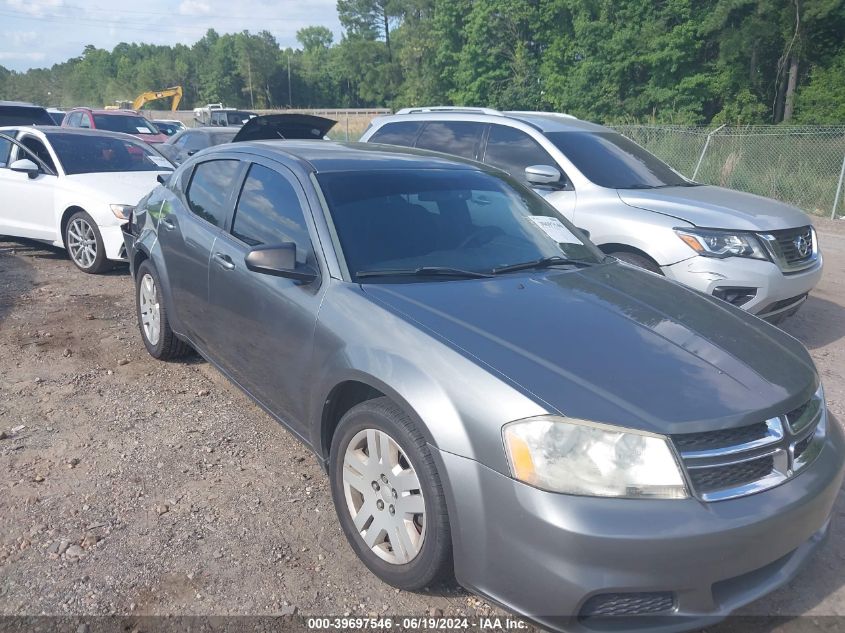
[330,397,453,590]
[135,260,190,360]
[65,211,111,274]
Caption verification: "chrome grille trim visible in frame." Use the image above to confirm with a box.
[758,226,819,273]
[672,392,826,502]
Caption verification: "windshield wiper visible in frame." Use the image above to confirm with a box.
[356,266,493,279]
[491,255,594,275]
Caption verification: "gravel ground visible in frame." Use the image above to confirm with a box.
[0,219,844,631]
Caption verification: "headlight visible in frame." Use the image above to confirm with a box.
[675,228,768,260]
[502,416,688,499]
[110,204,134,220]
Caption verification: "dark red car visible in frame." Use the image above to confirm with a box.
[62,108,169,144]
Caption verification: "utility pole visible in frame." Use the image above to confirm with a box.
[287,51,292,108]
[247,56,255,109]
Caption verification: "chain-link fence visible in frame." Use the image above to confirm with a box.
[610,125,845,218]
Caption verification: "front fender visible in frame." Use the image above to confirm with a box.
[308,284,550,476]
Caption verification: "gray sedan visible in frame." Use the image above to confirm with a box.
[122,141,844,631]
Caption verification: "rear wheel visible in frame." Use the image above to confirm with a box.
[610,250,663,275]
[65,211,111,274]
[135,260,190,360]
[330,397,453,590]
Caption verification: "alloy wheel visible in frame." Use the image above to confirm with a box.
[342,428,426,565]
[139,273,161,346]
[67,218,98,269]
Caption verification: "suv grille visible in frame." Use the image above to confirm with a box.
[672,392,825,501]
[759,226,817,272]
[773,226,814,266]
[580,592,674,618]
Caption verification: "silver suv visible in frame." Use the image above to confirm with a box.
[360,107,823,322]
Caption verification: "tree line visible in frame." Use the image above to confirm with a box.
[1,0,844,124]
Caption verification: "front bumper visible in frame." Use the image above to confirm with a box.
[433,412,844,633]
[100,224,129,261]
[661,254,823,321]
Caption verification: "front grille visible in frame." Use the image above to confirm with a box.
[674,422,768,453]
[672,393,825,501]
[688,455,774,493]
[772,226,814,266]
[794,434,813,459]
[580,592,674,618]
[760,225,816,271]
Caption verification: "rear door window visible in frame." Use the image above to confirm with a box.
[185,159,241,228]
[368,121,423,147]
[415,121,484,160]
[484,125,569,187]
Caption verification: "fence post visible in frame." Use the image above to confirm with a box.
[346,114,350,141]
[692,124,725,181]
[832,149,845,220]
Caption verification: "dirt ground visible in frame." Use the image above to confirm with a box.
[1,219,844,631]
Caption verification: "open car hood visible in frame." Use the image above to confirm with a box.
[232,114,336,143]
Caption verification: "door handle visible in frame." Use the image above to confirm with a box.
[213,252,235,270]
[160,218,176,231]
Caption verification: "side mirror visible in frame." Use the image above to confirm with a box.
[157,173,169,185]
[244,243,318,283]
[525,164,562,187]
[10,158,40,179]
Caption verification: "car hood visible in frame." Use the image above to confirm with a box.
[362,263,816,435]
[65,171,168,205]
[618,185,811,231]
[232,114,336,142]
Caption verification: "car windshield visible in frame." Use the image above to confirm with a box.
[545,131,697,189]
[92,114,159,135]
[317,169,603,282]
[47,133,173,174]
[154,122,179,136]
[227,112,254,125]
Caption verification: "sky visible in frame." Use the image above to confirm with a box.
[0,0,343,72]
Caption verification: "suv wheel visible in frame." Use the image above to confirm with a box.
[330,397,453,590]
[135,260,190,360]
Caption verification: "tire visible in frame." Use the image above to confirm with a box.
[330,397,453,590]
[135,260,190,360]
[610,250,663,275]
[64,211,112,274]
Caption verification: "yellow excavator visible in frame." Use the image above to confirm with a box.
[132,86,183,111]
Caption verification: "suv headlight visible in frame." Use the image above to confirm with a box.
[110,204,134,220]
[502,416,688,499]
[675,228,768,260]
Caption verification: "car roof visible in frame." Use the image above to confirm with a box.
[375,109,609,134]
[1,100,41,107]
[219,140,484,173]
[1,125,151,143]
[71,108,143,116]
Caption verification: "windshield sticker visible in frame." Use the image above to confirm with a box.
[147,155,171,168]
[527,216,581,244]
[137,127,153,134]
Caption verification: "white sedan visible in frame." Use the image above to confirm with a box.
[0,126,172,273]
